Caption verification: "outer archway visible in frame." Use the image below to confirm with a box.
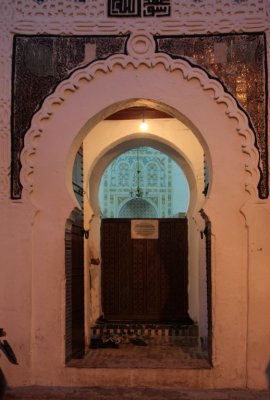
[20,33,259,388]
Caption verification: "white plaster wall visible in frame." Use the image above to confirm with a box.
[0,202,34,385]
[0,45,269,391]
[242,201,270,389]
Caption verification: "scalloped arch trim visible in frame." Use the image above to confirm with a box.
[20,47,260,201]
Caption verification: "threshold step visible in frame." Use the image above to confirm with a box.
[90,323,199,338]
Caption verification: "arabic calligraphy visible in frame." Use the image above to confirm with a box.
[108,0,171,17]
[108,0,141,17]
[143,0,171,17]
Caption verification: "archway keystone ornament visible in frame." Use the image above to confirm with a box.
[19,33,260,387]
[127,33,156,58]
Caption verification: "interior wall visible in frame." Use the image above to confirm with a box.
[171,161,190,215]
[98,146,190,218]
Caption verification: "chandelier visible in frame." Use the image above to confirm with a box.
[130,147,144,200]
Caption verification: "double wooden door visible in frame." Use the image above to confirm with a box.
[101,218,188,322]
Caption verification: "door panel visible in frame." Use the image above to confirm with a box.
[101,218,188,322]
[71,212,85,358]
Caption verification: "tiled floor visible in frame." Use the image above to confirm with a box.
[67,336,210,369]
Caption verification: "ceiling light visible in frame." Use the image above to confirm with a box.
[140,120,148,131]
[140,108,148,131]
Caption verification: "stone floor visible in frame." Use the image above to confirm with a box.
[5,386,270,400]
[67,336,210,369]
[5,337,269,400]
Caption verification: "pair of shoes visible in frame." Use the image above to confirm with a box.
[102,338,119,348]
[130,338,147,346]
[89,338,102,349]
[89,337,119,349]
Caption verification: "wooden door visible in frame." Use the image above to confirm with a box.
[65,210,85,361]
[71,212,85,357]
[101,218,188,322]
[65,147,85,361]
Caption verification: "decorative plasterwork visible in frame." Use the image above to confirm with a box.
[11,34,128,199]
[11,32,267,198]
[0,0,268,200]
[157,33,267,198]
[8,1,270,33]
[0,13,13,201]
[20,33,260,202]
[100,147,175,219]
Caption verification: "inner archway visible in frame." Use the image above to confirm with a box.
[95,144,192,327]
[81,112,209,366]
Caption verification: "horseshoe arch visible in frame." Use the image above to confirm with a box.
[19,33,260,387]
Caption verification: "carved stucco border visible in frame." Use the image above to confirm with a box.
[20,35,260,203]
[0,1,269,201]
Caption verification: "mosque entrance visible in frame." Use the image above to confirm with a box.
[101,217,189,322]
[83,110,210,366]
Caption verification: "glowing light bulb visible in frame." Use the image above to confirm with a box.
[140,120,148,131]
